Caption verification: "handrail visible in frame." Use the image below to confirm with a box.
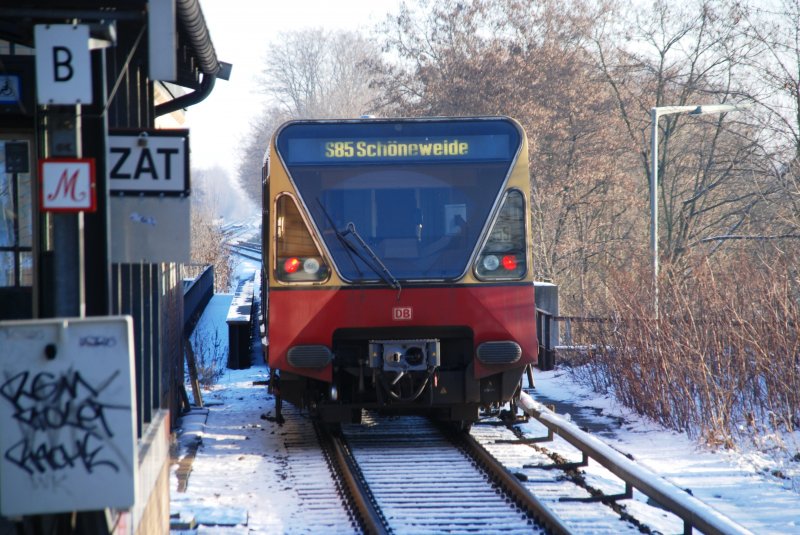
[518,392,753,535]
[183,264,214,336]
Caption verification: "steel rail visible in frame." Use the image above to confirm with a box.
[317,425,388,535]
[455,429,572,535]
[227,245,261,262]
[232,242,262,252]
[518,392,754,535]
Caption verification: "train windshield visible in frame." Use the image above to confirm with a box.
[276,118,522,281]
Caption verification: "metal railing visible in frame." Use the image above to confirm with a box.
[536,310,611,370]
[518,392,753,535]
[182,264,214,336]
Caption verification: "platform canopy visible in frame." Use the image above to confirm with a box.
[0,0,222,93]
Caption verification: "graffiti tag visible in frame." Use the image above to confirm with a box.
[1,368,126,476]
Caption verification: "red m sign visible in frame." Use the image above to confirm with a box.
[40,158,96,212]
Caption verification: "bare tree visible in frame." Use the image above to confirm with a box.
[262,28,381,118]
[191,167,239,292]
[190,203,235,293]
[236,108,287,201]
[193,165,253,220]
[236,29,383,200]
[739,0,800,156]
[592,0,767,269]
[735,1,800,239]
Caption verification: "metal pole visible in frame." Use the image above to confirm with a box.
[650,108,659,320]
[649,103,742,320]
[46,105,86,319]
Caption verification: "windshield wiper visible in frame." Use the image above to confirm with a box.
[316,199,363,278]
[315,200,402,299]
[341,222,402,298]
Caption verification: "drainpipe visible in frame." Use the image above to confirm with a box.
[155,72,216,117]
[155,0,220,117]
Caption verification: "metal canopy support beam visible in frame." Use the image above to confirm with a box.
[83,46,111,316]
[0,8,144,22]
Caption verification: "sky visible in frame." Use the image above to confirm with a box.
[185,0,402,185]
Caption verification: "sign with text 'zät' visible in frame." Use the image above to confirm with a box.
[108,130,189,196]
[39,158,96,212]
[0,316,138,516]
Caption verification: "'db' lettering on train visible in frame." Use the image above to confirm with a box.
[392,307,413,321]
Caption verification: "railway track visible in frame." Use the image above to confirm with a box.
[318,414,629,534]
[228,241,261,261]
[322,414,556,534]
[311,408,751,534]
[271,404,360,533]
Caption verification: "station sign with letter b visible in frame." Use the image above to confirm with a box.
[34,24,92,105]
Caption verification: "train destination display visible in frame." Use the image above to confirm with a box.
[286,134,512,164]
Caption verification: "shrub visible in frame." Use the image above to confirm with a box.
[570,253,800,450]
[189,329,226,389]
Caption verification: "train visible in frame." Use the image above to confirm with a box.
[261,116,538,427]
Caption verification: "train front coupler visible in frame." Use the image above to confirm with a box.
[369,339,440,403]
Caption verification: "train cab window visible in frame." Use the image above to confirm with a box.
[274,195,329,282]
[0,139,33,288]
[475,189,527,280]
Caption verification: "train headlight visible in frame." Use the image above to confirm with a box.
[275,195,330,283]
[482,255,500,271]
[303,258,320,274]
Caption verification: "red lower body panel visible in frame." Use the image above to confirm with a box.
[268,284,537,382]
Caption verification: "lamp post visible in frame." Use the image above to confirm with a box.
[650,103,744,319]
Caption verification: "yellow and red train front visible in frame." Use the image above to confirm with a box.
[263,117,537,419]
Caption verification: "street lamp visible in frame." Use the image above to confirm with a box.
[650,103,744,318]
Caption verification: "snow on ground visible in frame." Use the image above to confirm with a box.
[529,369,800,533]
[172,235,343,532]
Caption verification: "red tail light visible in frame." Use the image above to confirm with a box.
[502,255,517,271]
[275,195,329,282]
[284,257,301,273]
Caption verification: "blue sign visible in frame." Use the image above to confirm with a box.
[0,75,21,104]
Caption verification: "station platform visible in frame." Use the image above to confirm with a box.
[169,288,267,532]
